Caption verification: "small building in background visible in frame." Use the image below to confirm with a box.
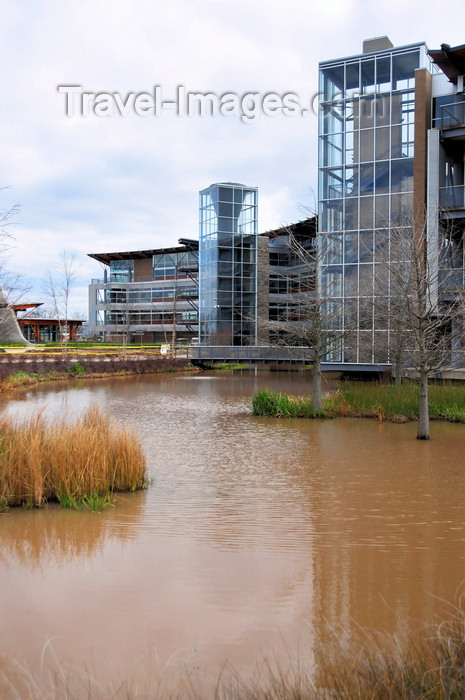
[0,290,31,345]
[12,303,84,343]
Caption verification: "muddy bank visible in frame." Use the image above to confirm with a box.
[0,353,197,391]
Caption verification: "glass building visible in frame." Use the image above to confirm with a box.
[318,38,435,362]
[87,244,199,343]
[199,182,258,345]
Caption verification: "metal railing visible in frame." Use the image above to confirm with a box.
[439,185,465,209]
[433,100,465,128]
[190,345,313,363]
[439,268,465,291]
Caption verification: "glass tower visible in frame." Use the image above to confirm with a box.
[199,182,258,345]
[318,41,433,362]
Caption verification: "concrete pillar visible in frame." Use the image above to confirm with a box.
[256,236,270,344]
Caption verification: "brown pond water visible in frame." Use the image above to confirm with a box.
[1,371,465,696]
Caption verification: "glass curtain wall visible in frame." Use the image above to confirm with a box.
[101,250,199,336]
[153,251,198,280]
[109,260,134,282]
[199,183,258,345]
[318,43,431,362]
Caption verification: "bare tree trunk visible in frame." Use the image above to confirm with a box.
[311,354,322,411]
[394,348,403,387]
[171,266,177,357]
[417,367,430,440]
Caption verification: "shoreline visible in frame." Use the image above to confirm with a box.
[0,354,198,394]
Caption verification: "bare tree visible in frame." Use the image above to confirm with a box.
[260,224,343,411]
[43,250,79,353]
[0,191,33,344]
[0,190,26,299]
[0,267,32,306]
[0,191,20,248]
[376,220,465,440]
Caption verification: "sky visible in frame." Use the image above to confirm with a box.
[1,0,464,316]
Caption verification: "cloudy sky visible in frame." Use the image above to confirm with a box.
[1,0,464,315]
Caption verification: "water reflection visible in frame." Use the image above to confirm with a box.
[1,372,465,691]
[0,494,146,567]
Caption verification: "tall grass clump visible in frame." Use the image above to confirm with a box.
[331,381,421,420]
[314,603,465,700]
[253,382,465,424]
[252,389,325,418]
[332,381,465,422]
[218,605,465,699]
[0,407,147,509]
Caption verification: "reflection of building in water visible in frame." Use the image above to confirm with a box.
[307,420,465,647]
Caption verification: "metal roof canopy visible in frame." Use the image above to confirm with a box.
[88,241,199,266]
[429,43,465,83]
[11,303,43,312]
[261,216,317,239]
[18,318,84,324]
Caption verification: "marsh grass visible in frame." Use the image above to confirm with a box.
[4,601,465,698]
[252,382,465,423]
[215,363,249,371]
[332,382,465,422]
[227,601,465,699]
[0,407,147,509]
[251,390,326,418]
[56,489,115,511]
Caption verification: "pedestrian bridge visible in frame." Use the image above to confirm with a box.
[188,345,392,374]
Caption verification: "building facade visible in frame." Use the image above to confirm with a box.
[318,37,465,366]
[87,42,465,366]
[265,218,317,332]
[87,243,199,343]
[199,182,258,346]
[318,37,436,363]
[427,44,465,312]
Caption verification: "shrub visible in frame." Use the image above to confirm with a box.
[66,362,85,377]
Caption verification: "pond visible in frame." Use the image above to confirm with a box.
[1,371,465,696]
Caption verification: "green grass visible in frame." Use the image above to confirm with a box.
[215,362,249,371]
[10,370,30,381]
[252,389,326,418]
[57,489,115,511]
[0,341,29,348]
[66,362,85,376]
[333,381,465,422]
[252,382,465,423]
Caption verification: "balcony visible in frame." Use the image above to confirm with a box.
[433,99,465,129]
[439,185,465,210]
[439,268,465,293]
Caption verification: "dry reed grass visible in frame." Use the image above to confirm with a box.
[0,407,147,508]
[4,600,465,698]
